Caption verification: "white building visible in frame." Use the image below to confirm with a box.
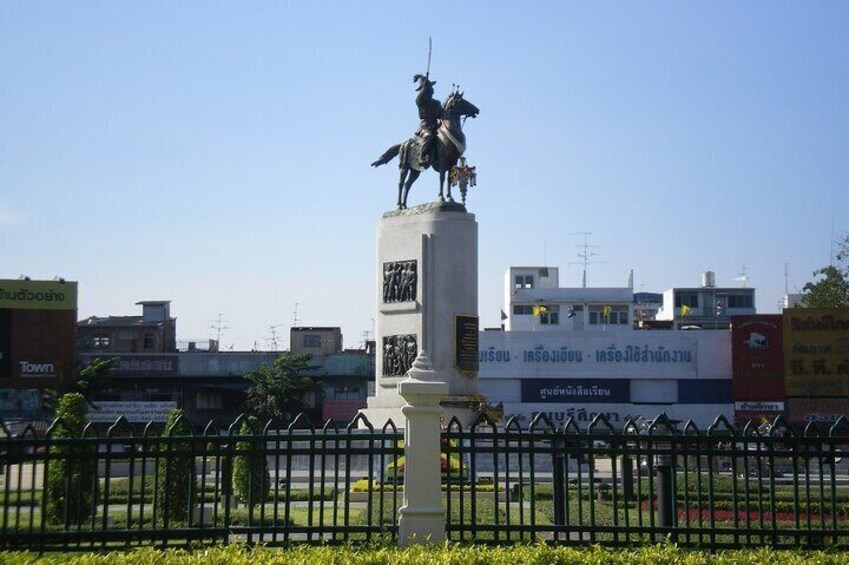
[480,266,743,429]
[655,271,756,329]
[503,267,634,332]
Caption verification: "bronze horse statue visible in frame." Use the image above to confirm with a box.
[371,90,479,209]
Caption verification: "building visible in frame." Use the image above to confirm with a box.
[655,272,756,329]
[0,278,78,419]
[503,267,634,332]
[480,266,738,429]
[290,327,343,355]
[78,301,176,353]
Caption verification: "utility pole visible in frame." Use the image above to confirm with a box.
[569,232,604,288]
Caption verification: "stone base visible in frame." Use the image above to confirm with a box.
[398,504,446,546]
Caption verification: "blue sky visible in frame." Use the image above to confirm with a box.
[2,2,848,349]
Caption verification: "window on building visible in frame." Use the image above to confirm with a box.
[303,334,323,348]
[196,391,223,410]
[333,386,361,400]
[93,335,111,349]
[675,292,699,308]
[727,294,754,308]
[143,333,154,350]
[540,305,559,325]
[513,305,533,315]
[588,306,629,325]
[514,275,534,289]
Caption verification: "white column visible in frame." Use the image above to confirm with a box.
[397,350,447,546]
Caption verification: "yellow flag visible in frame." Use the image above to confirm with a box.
[602,305,612,316]
[681,304,691,316]
[532,305,547,317]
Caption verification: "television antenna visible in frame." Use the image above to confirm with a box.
[735,266,749,288]
[209,313,229,345]
[569,232,605,288]
[267,324,284,352]
[292,302,300,327]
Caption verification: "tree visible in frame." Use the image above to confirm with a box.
[232,416,270,506]
[42,356,119,412]
[801,265,849,308]
[244,353,317,423]
[155,408,197,524]
[801,235,849,308]
[46,393,96,524]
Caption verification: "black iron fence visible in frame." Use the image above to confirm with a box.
[442,413,849,549]
[5,411,849,551]
[0,414,402,551]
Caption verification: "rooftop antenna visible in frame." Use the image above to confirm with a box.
[209,313,229,346]
[293,302,300,327]
[735,266,749,288]
[784,262,789,295]
[268,324,284,352]
[569,232,604,288]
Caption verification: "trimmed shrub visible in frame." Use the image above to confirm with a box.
[155,409,196,524]
[233,416,270,505]
[45,393,96,525]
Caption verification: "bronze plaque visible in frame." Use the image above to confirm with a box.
[455,314,479,376]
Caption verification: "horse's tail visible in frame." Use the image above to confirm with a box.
[371,144,401,167]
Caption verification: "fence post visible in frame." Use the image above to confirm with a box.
[552,434,566,528]
[397,351,448,546]
[621,455,634,501]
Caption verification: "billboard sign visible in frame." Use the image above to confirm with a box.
[0,280,78,387]
[0,280,77,310]
[784,308,849,397]
[479,332,703,379]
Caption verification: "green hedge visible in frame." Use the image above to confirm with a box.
[155,409,197,524]
[45,393,96,525]
[233,416,271,506]
[4,543,849,565]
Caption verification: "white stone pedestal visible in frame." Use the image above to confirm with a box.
[363,202,480,428]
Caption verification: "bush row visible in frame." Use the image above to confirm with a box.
[4,543,849,565]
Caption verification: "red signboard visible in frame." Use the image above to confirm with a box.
[731,315,784,400]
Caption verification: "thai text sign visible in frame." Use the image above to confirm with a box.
[0,280,77,310]
[87,401,177,423]
[479,332,701,378]
[79,354,178,377]
[521,378,630,403]
[783,308,849,397]
[788,398,849,425]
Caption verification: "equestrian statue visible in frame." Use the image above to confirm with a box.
[371,70,479,210]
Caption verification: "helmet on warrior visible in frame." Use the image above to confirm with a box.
[413,73,436,93]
